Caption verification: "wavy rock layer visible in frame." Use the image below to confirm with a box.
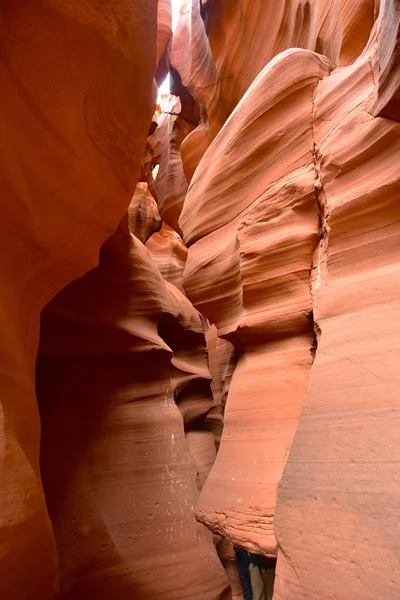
[147,102,194,232]
[0,2,156,597]
[171,0,349,176]
[3,0,400,598]
[156,0,172,83]
[36,194,229,599]
[180,48,334,554]
[146,224,188,293]
[177,0,400,599]
[206,325,236,450]
[274,4,400,598]
[367,0,400,119]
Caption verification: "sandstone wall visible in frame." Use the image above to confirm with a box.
[173,1,400,599]
[37,198,229,598]
[1,0,400,598]
[274,3,400,597]
[180,47,334,554]
[0,1,156,596]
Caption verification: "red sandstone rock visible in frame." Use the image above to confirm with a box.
[129,182,162,243]
[0,2,156,597]
[368,0,400,120]
[177,1,400,599]
[163,284,217,493]
[339,0,377,66]
[147,98,194,232]
[172,0,343,151]
[216,537,246,600]
[274,4,400,598]
[146,224,188,293]
[181,105,210,183]
[206,325,236,450]
[3,0,400,598]
[37,210,230,598]
[156,0,172,84]
[180,48,334,554]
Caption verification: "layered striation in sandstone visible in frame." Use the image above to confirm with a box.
[171,0,348,173]
[36,192,230,599]
[2,0,400,598]
[0,2,157,597]
[156,0,172,84]
[174,0,400,599]
[274,3,400,598]
[205,325,236,451]
[367,0,400,119]
[180,48,334,554]
[146,94,195,233]
[146,223,188,293]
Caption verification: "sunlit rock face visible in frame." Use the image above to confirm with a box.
[0,1,230,595]
[171,0,346,168]
[274,3,400,598]
[2,0,400,598]
[146,95,195,234]
[173,1,400,599]
[180,48,335,555]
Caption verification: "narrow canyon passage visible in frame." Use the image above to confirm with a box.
[1,1,400,599]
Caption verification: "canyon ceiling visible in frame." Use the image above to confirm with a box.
[0,0,399,599]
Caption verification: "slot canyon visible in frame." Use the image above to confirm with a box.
[0,0,399,598]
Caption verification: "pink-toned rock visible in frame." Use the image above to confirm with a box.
[171,0,219,118]
[339,0,377,66]
[129,182,162,243]
[181,105,210,183]
[0,1,156,597]
[180,49,334,554]
[3,0,400,598]
[179,4,400,595]
[147,99,195,232]
[206,325,236,449]
[216,537,245,600]
[37,208,230,598]
[274,4,400,598]
[146,224,188,293]
[156,0,172,84]
[368,0,400,120]
[173,0,342,142]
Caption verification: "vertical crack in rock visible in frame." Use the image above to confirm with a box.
[369,54,377,88]
[309,79,330,362]
[5,1,400,598]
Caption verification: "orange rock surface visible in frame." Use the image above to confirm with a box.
[2,0,400,598]
[156,0,172,83]
[0,1,156,597]
[172,0,345,163]
[146,223,188,293]
[147,102,193,233]
[177,0,400,598]
[275,3,400,597]
[180,48,335,554]
[37,204,229,598]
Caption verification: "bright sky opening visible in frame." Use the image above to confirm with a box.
[157,0,183,102]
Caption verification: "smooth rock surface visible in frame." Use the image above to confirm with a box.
[3,0,400,598]
[147,99,194,232]
[178,3,400,598]
[180,48,334,554]
[146,224,188,293]
[37,206,230,598]
[0,1,156,596]
[274,4,400,597]
[172,0,343,159]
